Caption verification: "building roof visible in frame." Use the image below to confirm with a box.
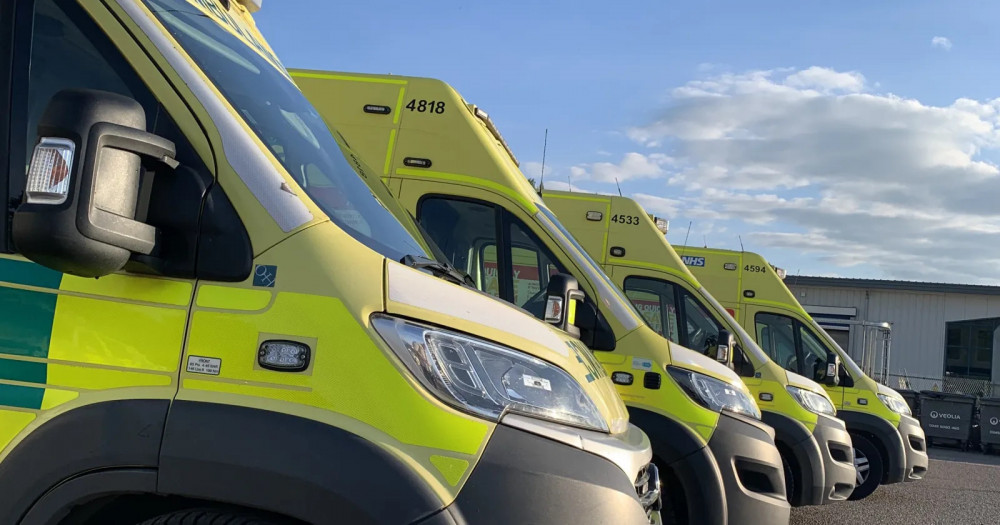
[785,275,1000,296]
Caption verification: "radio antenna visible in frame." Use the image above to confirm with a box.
[679,220,693,257]
[703,234,707,248]
[615,177,623,197]
[738,235,745,252]
[539,128,548,192]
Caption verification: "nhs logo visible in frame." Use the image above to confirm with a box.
[682,256,706,267]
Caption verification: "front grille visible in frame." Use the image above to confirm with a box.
[634,462,662,522]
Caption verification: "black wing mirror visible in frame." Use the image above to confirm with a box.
[12,89,177,277]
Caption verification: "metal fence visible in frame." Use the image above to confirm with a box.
[885,373,1000,398]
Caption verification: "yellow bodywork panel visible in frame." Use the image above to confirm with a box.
[543,191,826,432]
[680,246,899,422]
[176,223,493,501]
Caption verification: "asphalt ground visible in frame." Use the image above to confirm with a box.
[790,447,1000,525]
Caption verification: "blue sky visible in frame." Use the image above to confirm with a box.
[258,1,1000,284]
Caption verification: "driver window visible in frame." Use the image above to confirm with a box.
[799,325,830,383]
[681,292,722,356]
[508,221,563,312]
[756,313,797,370]
[622,276,680,343]
[418,197,498,291]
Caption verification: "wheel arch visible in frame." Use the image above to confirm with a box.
[838,409,905,484]
[628,406,727,525]
[761,410,824,506]
[4,400,451,525]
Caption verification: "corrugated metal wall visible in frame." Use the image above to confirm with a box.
[786,283,1000,391]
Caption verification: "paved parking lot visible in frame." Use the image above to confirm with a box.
[791,448,1000,525]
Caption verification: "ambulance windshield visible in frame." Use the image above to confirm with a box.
[143,0,427,261]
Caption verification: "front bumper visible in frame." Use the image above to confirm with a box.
[898,415,929,482]
[708,411,791,525]
[812,414,857,503]
[426,420,659,525]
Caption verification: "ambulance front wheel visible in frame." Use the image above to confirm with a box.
[848,433,883,500]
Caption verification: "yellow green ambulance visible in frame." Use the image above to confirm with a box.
[294,69,793,525]
[680,247,928,500]
[541,190,858,506]
[0,1,663,523]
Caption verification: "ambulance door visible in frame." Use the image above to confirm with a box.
[0,0,214,445]
[751,309,845,406]
[413,187,569,320]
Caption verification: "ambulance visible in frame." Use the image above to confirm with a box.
[541,190,858,505]
[680,247,928,500]
[0,1,662,523]
[293,69,792,525]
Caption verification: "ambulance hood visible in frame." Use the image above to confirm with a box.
[786,370,836,402]
[669,340,747,387]
[382,259,630,434]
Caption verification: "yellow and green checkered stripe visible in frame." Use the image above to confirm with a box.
[0,258,61,410]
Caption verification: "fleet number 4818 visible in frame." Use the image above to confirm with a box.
[406,99,445,114]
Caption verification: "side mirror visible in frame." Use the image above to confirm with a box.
[544,273,586,338]
[712,330,734,364]
[575,300,617,351]
[837,363,854,388]
[12,89,177,278]
[823,351,841,386]
[733,346,756,377]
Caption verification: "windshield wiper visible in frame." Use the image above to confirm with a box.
[400,254,476,287]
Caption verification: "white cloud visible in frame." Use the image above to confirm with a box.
[632,193,682,217]
[522,161,552,181]
[570,152,675,183]
[785,66,865,93]
[932,36,953,50]
[541,180,599,193]
[627,66,1000,283]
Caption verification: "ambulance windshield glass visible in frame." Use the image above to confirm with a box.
[144,0,427,261]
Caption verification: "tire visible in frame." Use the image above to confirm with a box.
[848,433,883,501]
[652,457,683,525]
[137,509,279,525]
[779,448,797,505]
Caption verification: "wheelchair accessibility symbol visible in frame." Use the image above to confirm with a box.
[253,265,277,288]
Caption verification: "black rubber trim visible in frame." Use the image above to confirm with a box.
[439,424,649,525]
[762,410,824,507]
[897,414,929,481]
[628,407,726,525]
[0,399,169,524]
[837,409,907,485]
[708,411,791,525]
[20,469,157,525]
[157,400,445,525]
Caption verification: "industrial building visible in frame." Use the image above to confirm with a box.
[785,276,1000,396]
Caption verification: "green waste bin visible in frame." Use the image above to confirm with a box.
[919,390,977,448]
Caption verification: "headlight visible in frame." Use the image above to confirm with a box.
[787,386,837,416]
[371,314,609,433]
[667,366,761,420]
[877,393,912,416]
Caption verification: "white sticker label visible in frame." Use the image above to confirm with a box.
[632,357,653,371]
[523,374,552,391]
[186,355,222,376]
